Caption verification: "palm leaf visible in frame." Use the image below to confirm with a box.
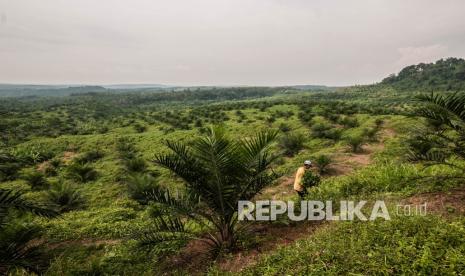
[0,189,58,226]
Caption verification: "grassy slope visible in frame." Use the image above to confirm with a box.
[3,89,465,275]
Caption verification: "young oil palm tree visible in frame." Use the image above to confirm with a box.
[0,189,57,274]
[140,127,278,254]
[47,179,85,213]
[408,92,465,171]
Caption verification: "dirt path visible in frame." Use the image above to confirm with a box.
[329,127,395,175]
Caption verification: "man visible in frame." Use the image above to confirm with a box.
[294,160,312,198]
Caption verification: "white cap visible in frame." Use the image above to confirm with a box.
[304,160,312,166]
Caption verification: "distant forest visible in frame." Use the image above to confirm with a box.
[382,57,465,91]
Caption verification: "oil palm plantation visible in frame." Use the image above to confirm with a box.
[141,127,279,254]
[408,92,465,171]
[0,189,57,274]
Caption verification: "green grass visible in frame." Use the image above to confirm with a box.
[237,215,465,275]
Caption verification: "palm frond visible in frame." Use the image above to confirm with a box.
[240,130,279,161]
[417,92,465,127]
[144,186,198,218]
[135,216,192,249]
[0,189,58,224]
[0,223,46,274]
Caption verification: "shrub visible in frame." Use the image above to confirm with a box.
[302,170,320,188]
[363,127,379,142]
[125,173,159,205]
[327,114,340,123]
[374,118,384,128]
[311,123,342,140]
[194,119,203,128]
[279,133,306,157]
[115,138,137,160]
[21,169,48,190]
[47,180,85,212]
[49,157,62,168]
[278,123,291,133]
[75,150,104,163]
[133,124,147,133]
[346,135,365,153]
[0,152,23,181]
[339,116,359,128]
[65,162,98,183]
[315,154,332,174]
[11,145,55,165]
[123,157,147,173]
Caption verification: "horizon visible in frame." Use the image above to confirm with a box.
[0,55,458,88]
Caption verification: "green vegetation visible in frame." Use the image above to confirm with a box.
[241,216,465,275]
[314,154,332,174]
[408,92,465,174]
[140,127,278,254]
[47,180,85,213]
[0,189,57,274]
[279,132,305,157]
[301,170,321,189]
[1,59,465,274]
[382,57,465,91]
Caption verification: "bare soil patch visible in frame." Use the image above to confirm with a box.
[62,151,78,164]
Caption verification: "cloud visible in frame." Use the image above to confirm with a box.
[1,0,465,85]
[395,44,449,69]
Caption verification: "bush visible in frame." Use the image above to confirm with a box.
[21,169,48,190]
[302,170,320,189]
[339,116,359,128]
[0,152,23,181]
[133,124,147,133]
[49,157,62,168]
[315,154,332,174]
[125,173,159,205]
[374,118,384,128]
[75,150,104,163]
[11,145,55,165]
[47,180,85,212]
[363,128,379,142]
[115,138,137,160]
[266,116,276,124]
[311,123,342,140]
[123,157,147,173]
[346,135,365,153]
[279,133,306,157]
[278,123,291,133]
[65,162,98,183]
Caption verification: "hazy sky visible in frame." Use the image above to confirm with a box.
[1,0,465,86]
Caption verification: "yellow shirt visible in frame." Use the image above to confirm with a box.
[293,166,306,191]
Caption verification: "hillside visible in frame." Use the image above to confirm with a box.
[382,57,465,91]
[1,61,465,275]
